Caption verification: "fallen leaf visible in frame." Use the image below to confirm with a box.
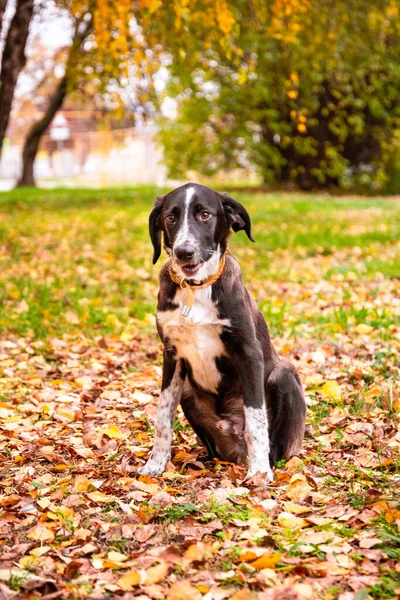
[144,561,169,585]
[321,381,342,401]
[133,390,154,404]
[249,553,281,569]
[359,537,382,549]
[286,474,312,502]
[278,512,308,529]
[167,581,203,600]
[355,324,374,335]
[27,525,55,543]
[102,424,125,439]
[117,571,142,590]
[182,542,210,566]
[86,491,116,503]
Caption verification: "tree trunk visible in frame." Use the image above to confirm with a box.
[16,17,91,187]
[16,75,67,187]
[0,0,8,36]
[0,0,34,159]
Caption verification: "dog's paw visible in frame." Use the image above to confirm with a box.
[137,458,166,477]
[244,466,274,484]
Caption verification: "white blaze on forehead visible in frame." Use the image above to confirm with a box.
[174,186,196,248]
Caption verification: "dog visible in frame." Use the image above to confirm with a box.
[138,183,306,481]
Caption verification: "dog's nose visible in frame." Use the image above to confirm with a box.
[175,244,195,262]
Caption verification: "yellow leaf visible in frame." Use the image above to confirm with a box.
[286,473,312,502]
[117,571,142,590]
[37,498,51,510]
[297,123,307,133]
[74,475,91,492]
[278,512,308,529]
[215,0,235,35]
[144,561,169,585]
[27,525,55,542]
[355,323,374,335]
[55,408,76,422]
[132,390,153,404]
[30,546,51,558]
[321,381,341,401]
[173,450,197,464]
[197,586,210,594]
[237,550,258,563]
[384,509,400,523]
[283,501,310,515]
[86,491,116,503]
[107,550,128,562]
[106,313,120,327]
[230,590,252,600]
[131,479,159,494]
[102,424,125,440]
[182,543,210,566]
[249,553,281,570]
[367,385,382,399]
[238,71,247,85]
[287,89,298,100]
[138,0,162,15]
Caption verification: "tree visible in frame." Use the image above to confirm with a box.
[0,0,8,32]
[16,0,162,187]
[146,0,400,191]
[17,17,90,187]
[0,0,34,160]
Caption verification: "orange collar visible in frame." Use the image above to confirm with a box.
[168,253,226,291]
[168,253,227,318]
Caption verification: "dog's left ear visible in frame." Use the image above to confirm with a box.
[219,193,255,242]
[149,195,166,264]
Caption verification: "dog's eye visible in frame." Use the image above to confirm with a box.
[166,214,176,224]
[200,211,210,220]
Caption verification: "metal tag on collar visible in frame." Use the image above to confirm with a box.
[182,304,191,318]
[181,285,194,318]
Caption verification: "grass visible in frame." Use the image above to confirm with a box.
[0,186,399,341]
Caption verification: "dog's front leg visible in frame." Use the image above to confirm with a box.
[138,354,183,476]
[232,344,273,481]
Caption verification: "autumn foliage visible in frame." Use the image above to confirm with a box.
[148,0,400,191]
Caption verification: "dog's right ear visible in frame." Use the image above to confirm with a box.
[149,195,166,264]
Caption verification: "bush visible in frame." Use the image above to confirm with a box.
[153,0,400,192]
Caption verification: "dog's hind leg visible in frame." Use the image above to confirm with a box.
[265,361,306,467]
[180,391,247,465]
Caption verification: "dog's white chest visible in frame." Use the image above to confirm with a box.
[157,288,230,393]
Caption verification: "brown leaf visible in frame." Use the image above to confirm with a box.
[135,524,156,542]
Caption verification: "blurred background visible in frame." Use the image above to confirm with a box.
[1,0,400,193]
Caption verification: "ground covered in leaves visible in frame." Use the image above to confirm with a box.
[0,187,399,600]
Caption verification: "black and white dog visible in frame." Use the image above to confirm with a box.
[138,183,306,481]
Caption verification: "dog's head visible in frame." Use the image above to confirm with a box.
[149,183,254,280]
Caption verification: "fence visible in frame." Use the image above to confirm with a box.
[0,121,167,189]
